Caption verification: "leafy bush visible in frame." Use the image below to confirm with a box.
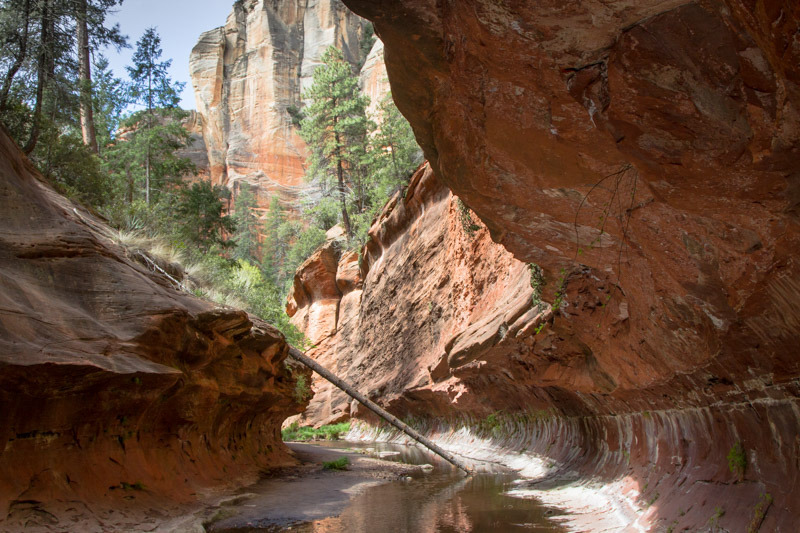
[747,493,773,533]
[727,441,747,481]
[322,457,349,470]
[293,375,312,403]
[458,198,481,237]
[528,263,545,306]
[281,422,350,442]
[477,412,503,437]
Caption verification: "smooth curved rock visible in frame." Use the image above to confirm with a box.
[286,239,344,345]
[0,129,309,531]
[296,0,800,527]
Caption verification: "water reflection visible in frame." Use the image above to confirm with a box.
[224,442,564,533]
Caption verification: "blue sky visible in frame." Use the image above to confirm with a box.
[103,0,235,109]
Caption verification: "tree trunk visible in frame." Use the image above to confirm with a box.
[145,142,150,205]
[337,158,352,237]
[0,0,31,114]
[287,347,472,475]
[24,0,52,155]
[126,165,133,204]
[145,72,152,205]
[333,126,352,237]
[76,0,98,153]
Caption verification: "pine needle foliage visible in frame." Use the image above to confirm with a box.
[300,46,371,239]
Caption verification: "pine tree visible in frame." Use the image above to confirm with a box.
[23,0,62,154]
[104,110,194,209]
[91,55,127,152]
[127,27,182,112]
[126,27,185,204]
[358,22,375,70]
[0,0,126,154]
[232,182,260,262]
[299,46,370,239]
[75,0,127,153]
[261,196,298,288]
[174,181,235,255]
[370,92,423,193]
[345,92,422,247]
[0,0,34,115]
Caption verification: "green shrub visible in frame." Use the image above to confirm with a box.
[747,493,773,533]
[458,198,481,238]
[727,441,747,481]
[322,456,349,470]
[293,375,312,403]
[528,263,545,306]
[708,505,725,529]
[477,412,504,437]
[281,422,350,442]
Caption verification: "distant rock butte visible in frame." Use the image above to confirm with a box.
[189,0,371,210]
[0,129,309,531]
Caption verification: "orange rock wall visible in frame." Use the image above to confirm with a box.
[0,129,309,531]
[291,163,800,530]
[189,0,369,209]
[289,164,549,425]
[289,0,800,527]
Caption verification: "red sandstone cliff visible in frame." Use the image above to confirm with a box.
[289,0,800,528]
[288,164,550,425]
[189,0,370,209]
[0,128,309,531]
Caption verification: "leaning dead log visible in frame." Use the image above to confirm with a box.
[288,347,472,475]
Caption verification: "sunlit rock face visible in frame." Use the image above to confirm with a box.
[0,129,309,531]
[291,0,800,529]
[359,39,390,120]
[179,110,212,181]
[288,163,546,430]
[189,0,369,208]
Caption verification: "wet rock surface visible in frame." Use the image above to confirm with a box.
[0,129,309,531]
[206,442,426,532]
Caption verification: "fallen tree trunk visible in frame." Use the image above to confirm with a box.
[288,347,472,475]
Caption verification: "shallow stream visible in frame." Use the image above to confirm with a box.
[213,441,566,533]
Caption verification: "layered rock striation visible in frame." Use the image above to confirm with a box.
[189,0,369,208]
[288,164,549,426]
[359,38,390,120]
[292,164,800,530]
[0,128,309,531]
[291,0,800,529]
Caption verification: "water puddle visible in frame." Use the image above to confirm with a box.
[212,441,566,532]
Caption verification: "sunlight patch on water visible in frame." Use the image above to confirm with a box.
[346,423,643,532]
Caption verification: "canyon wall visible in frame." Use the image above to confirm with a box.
[291,164,800,531]
[289,0,800,529]
[288,164,549,426]
[189,0,369,209]
[359,38,390,120]
[0,128,309,531]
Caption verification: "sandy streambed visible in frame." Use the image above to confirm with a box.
[204,443,429,532]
